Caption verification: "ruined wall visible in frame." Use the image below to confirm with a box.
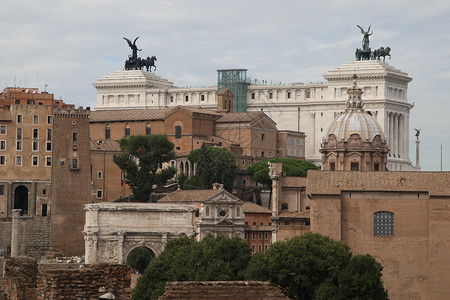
[0,257,38,300]
[36,264,131,300]
[0,217,50,259]
[159,281,290,300]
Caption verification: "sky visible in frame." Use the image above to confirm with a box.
[1,0,449,171]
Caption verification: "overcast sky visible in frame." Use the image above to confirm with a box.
[1,0,449,171]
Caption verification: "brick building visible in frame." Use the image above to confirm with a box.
[242,201,273,253]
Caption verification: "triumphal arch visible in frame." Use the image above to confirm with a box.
[83,203,196,264]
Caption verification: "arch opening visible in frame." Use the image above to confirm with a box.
[14,185,29,215]
[126,246,156,274]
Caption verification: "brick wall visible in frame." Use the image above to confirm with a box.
[159,281,291,300]
[36,264,131,300]
[0,257,38,300]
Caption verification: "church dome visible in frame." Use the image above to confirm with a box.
[324,75,386,142]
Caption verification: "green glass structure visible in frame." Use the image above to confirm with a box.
[217,69,248,112]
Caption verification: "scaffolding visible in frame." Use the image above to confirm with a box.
[217,69,248,112]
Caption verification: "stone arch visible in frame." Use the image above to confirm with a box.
[14,185,28,215]
[125,245,156,274]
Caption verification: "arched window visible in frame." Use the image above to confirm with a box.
[180,161,184,174]
[185,161,189,176]
[145,123,151,135]
[125,124,130,137]
[14,185,28,215]
[175,126,181,139]
[374,211,395,236]
[105,124,110,139]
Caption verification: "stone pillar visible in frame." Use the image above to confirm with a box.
[398,115,404,158]
[11,209,21,257]
[84,233,98,264]
[416,139,421,169]
[310,113,316,156]
[389,113,394,155]
[118,232,125,264]
[268,162,282,216]
[393,114,399,157]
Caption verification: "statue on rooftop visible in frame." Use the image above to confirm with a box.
[123,37,141,61]
[357,25,372,52]
[123,37,157,71]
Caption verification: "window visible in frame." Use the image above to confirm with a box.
[0,155,5,165]
[125,124,130,137]
[46,157,52,166]
[72,158,78,169]
[97,190,103,199]
[185,95,189,102]
[17,115,23,123]
[305,89,311,98]
[170,96,174,103]
[42,204,48,217]
[258,244,262,252]
[201,95,205,101]
[47,116,52,124]
[251,92,255,99]
[33,115,39,124]
[374,163,380,171]
[330,162,335,170]
[0,140,5,150]
[269,92,273,99]
[33,141,39,151]
[72,132,78,141]
[46,142,52,151]
[0,125,6,135]
[205,207,210,216]
[105,124,111,139]
[17,128,22,140]
[32,156,38,166]
[281,203,288,210]
[261,133,265,141]
[374,211,395,236]
[264,244,268,251]
[16,155,22,166]
[16,141,22,151]
[0,185,4,195]
[33,128,39,140]
[252,244,255,253]
[287,91,291,99]
[261,151,265,157]
[265,232,269,240]
[351,162,359,171]
[28,100,34,105]
[97,171,102,179]
[175,126,182,139]
[43,189,47,195]
[146,124,151,135]
[252,233,256,240]
[259,233,263,240]
[47,129,52,140]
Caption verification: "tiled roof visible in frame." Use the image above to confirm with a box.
[167,106,222,117]
[279,211,310,218]
[157,189,220,203]
[89,108,171,122]
[243,201,272,214]
[282,176,307,188]
[90,140,121,151]
[306,170,450,196]
[216,112,267,123]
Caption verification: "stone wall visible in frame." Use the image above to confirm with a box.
[0,257,38,300]
[36,264,131,300]
[158,281,291,299]
[0,217,50,259]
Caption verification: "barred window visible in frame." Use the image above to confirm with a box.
[374,211,394,236]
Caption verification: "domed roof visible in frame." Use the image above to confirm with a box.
[323,75,386,142]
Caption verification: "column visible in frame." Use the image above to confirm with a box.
[117,231,125,264]
[398,115,404,158]
[389,113,393,155]
[310,113,316,156]
[11,209,21,257]
[393,114,399,157]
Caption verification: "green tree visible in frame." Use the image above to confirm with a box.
[126,247,155,274]
[247,158,319,187]
[132,235,252,300]
[114,135,176,202]
[186,143,237,192]
[246,232,387,300]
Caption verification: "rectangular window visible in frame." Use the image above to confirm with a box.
[47,129,52,140]
[305,89,311,98]
[170,96,174,102]
[17,128,22,140]
[258,244,262,252]
[98,171,102,179]
[264,244,268,251]
[16,155,22,166]
[125,127,130,137]
[47,116,52,124]
[72,158,78,169]
[201,95,205,101]
[185,95,189,102]
[33,115,39,124]
[28,100,34,105]
[374,163,380,171]
[261,151,265,157]
[0,185,4,195]
[0,155,5,165]
[73,132,78,141]
[261,133,265,141]
[0,125,6,135]
[145,126,151,135]
[46,156,52,166]
[0,140,5,150]
[265,232,269,240]
[269,92,273,99]
[46,142,52,151]
[330,162,335,170]
[251,92,255,99]
[259,233,263,240]
[32,156,38,166]
[175,126,181,139]
[97,190,103,199]
[16,141,22,151]
[374,211,395,236]
[252,233,256,240]
[33,141,39,151]
[252,244,255,253]
[287,92,291,99]
[42,204,48,217]
[351,162,359,171]
[17,115,23,123]
[33,128,39,140]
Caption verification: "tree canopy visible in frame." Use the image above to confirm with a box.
[246,232,388,300]
[114,135,176,202]
[185,143,237,192]
[247,157,319,186]
[132,235,251,300]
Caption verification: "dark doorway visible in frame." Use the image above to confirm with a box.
[14,185,28,215]
[126,246,155,274]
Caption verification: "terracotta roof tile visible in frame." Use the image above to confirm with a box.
[216,112,267,123]
[306,170,450,196]
[282,176,307,188]
[279,211,310,218]
[243,201,272,214]
[89,108,171,122]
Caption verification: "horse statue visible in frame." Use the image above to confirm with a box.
[141,56,157,72]
[373,47,391,61]
[355,48,372,61]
